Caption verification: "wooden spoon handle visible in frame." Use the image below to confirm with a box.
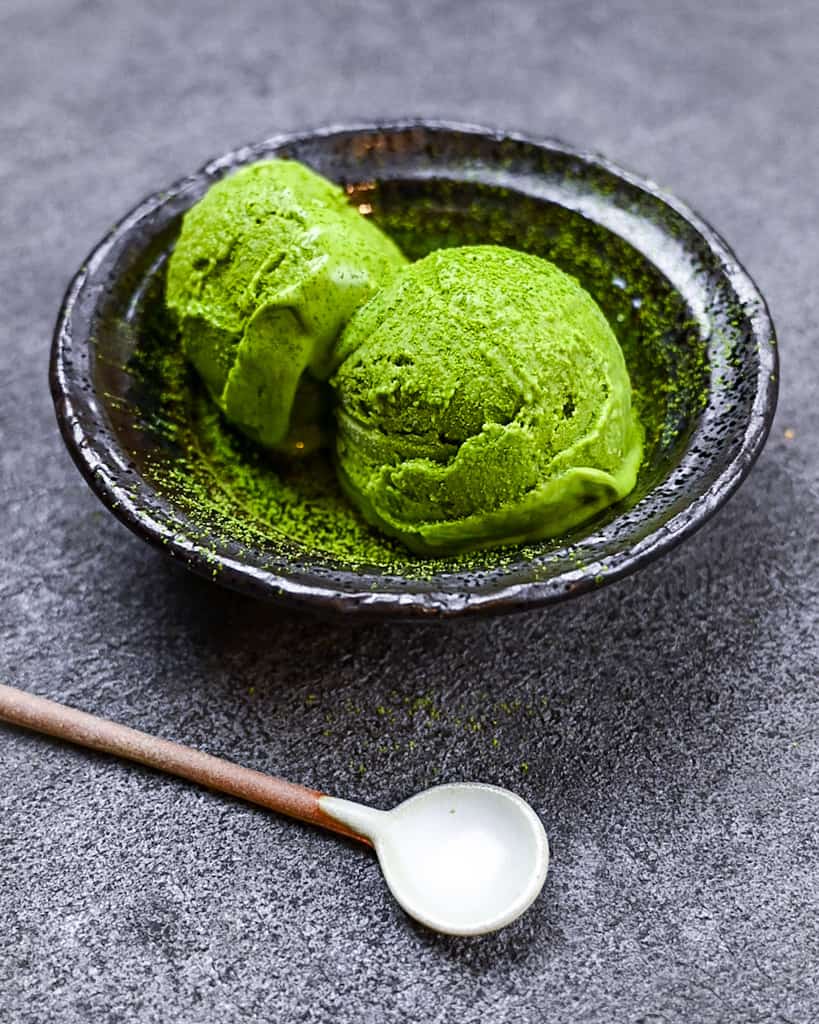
[0,683,370,846]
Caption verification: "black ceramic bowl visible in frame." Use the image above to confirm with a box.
[51,121,777,618]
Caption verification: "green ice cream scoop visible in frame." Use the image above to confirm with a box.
[332,245,644,555]
[166,160,407,451]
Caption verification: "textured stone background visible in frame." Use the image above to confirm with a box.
[1,1,817,1021]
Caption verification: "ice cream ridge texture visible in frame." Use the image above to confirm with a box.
[166,159,407,451]
[332,246,644,554]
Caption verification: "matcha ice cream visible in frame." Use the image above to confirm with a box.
[166,168,644,557]
[166,160,406,451]
[332,245,643,554]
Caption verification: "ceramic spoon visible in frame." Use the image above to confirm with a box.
[0,684,548,935]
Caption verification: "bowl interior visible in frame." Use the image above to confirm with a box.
[59,124,774,614]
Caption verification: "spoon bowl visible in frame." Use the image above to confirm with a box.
[322,784,550,935]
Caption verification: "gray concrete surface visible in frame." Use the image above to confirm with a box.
[1,1,817,1021]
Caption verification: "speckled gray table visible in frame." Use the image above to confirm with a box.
[2,1,817,1021]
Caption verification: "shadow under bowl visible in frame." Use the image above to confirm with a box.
[50,120,777,618]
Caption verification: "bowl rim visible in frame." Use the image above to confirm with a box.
[50,118,778,618]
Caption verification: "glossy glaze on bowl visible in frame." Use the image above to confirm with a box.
[50,122,777,617]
